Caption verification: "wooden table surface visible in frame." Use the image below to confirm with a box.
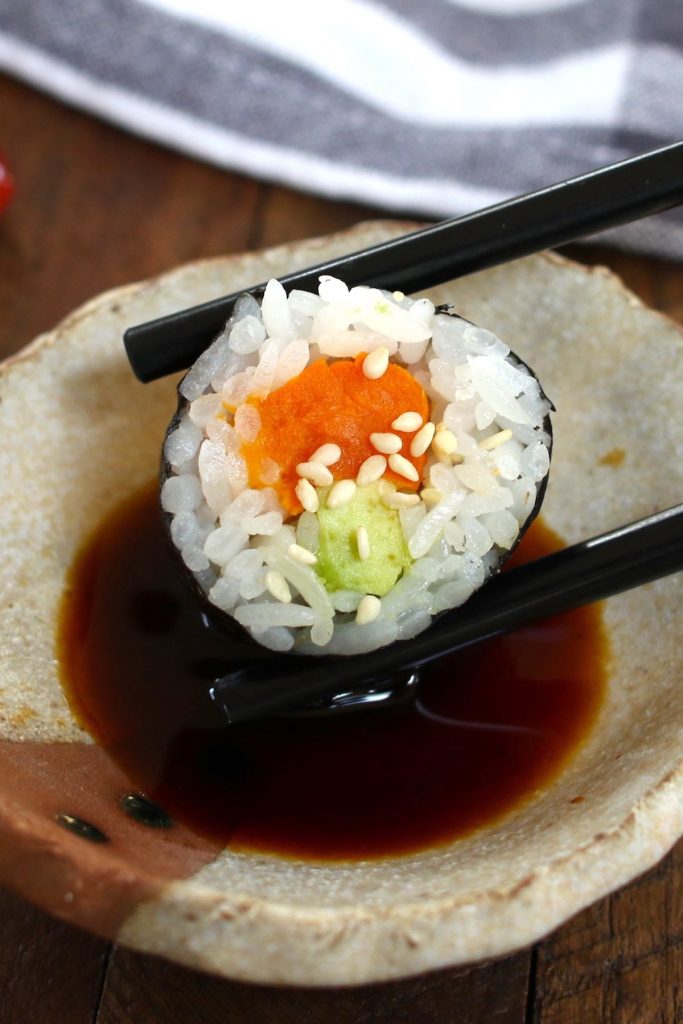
[1,74,682,1024]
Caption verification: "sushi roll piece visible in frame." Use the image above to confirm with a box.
[161,277,553,655]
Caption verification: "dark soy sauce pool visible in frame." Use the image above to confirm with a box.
[59,484,607,861]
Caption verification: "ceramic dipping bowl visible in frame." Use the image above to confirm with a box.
[0,222,681,985]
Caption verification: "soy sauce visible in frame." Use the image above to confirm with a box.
[59,485,607,860]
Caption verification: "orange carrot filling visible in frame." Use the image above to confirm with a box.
[241,355,431,515]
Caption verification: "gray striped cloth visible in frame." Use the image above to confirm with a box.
[1,0,682,259]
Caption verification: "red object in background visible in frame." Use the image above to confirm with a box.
[0,154,14,213]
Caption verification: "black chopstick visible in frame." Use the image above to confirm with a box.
[125,141,683,382]
[212,503,683,725]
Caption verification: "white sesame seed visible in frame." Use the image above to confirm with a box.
[288,543,317,565]
[362,346,390,380]
[356,454,387,486]
[370,432,402,454]
[420,487,443,506]
[391,411,423,432]
[309,443,341,466]
[327,479,357,508]
[296,461,333,486]
[388,452,420,482]
[432,426,458,457]
[356,526,370,561]
[295,477,319,513]
[479,429,514,451]
[410,421,436,457]
[381,490,421,509]
[356,594,381,625]
[265,571,292,604]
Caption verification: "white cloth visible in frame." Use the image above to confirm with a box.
[1,0,682,258]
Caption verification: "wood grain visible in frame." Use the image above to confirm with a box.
[0,886,110,1024]
[1,72,683,1023]
[94,946,530,1024]
[0,73,261,359]
[254,184,379,250]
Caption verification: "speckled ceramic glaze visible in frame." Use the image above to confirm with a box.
[0,223,681,985]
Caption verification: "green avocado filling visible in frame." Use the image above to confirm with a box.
[315,483,412,596]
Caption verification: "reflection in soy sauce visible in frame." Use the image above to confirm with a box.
[59,484,607,861]
[414,699,543,736]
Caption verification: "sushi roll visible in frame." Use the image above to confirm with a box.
[161,277,552,655]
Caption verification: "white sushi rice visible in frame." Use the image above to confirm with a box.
[162,278,552,654]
